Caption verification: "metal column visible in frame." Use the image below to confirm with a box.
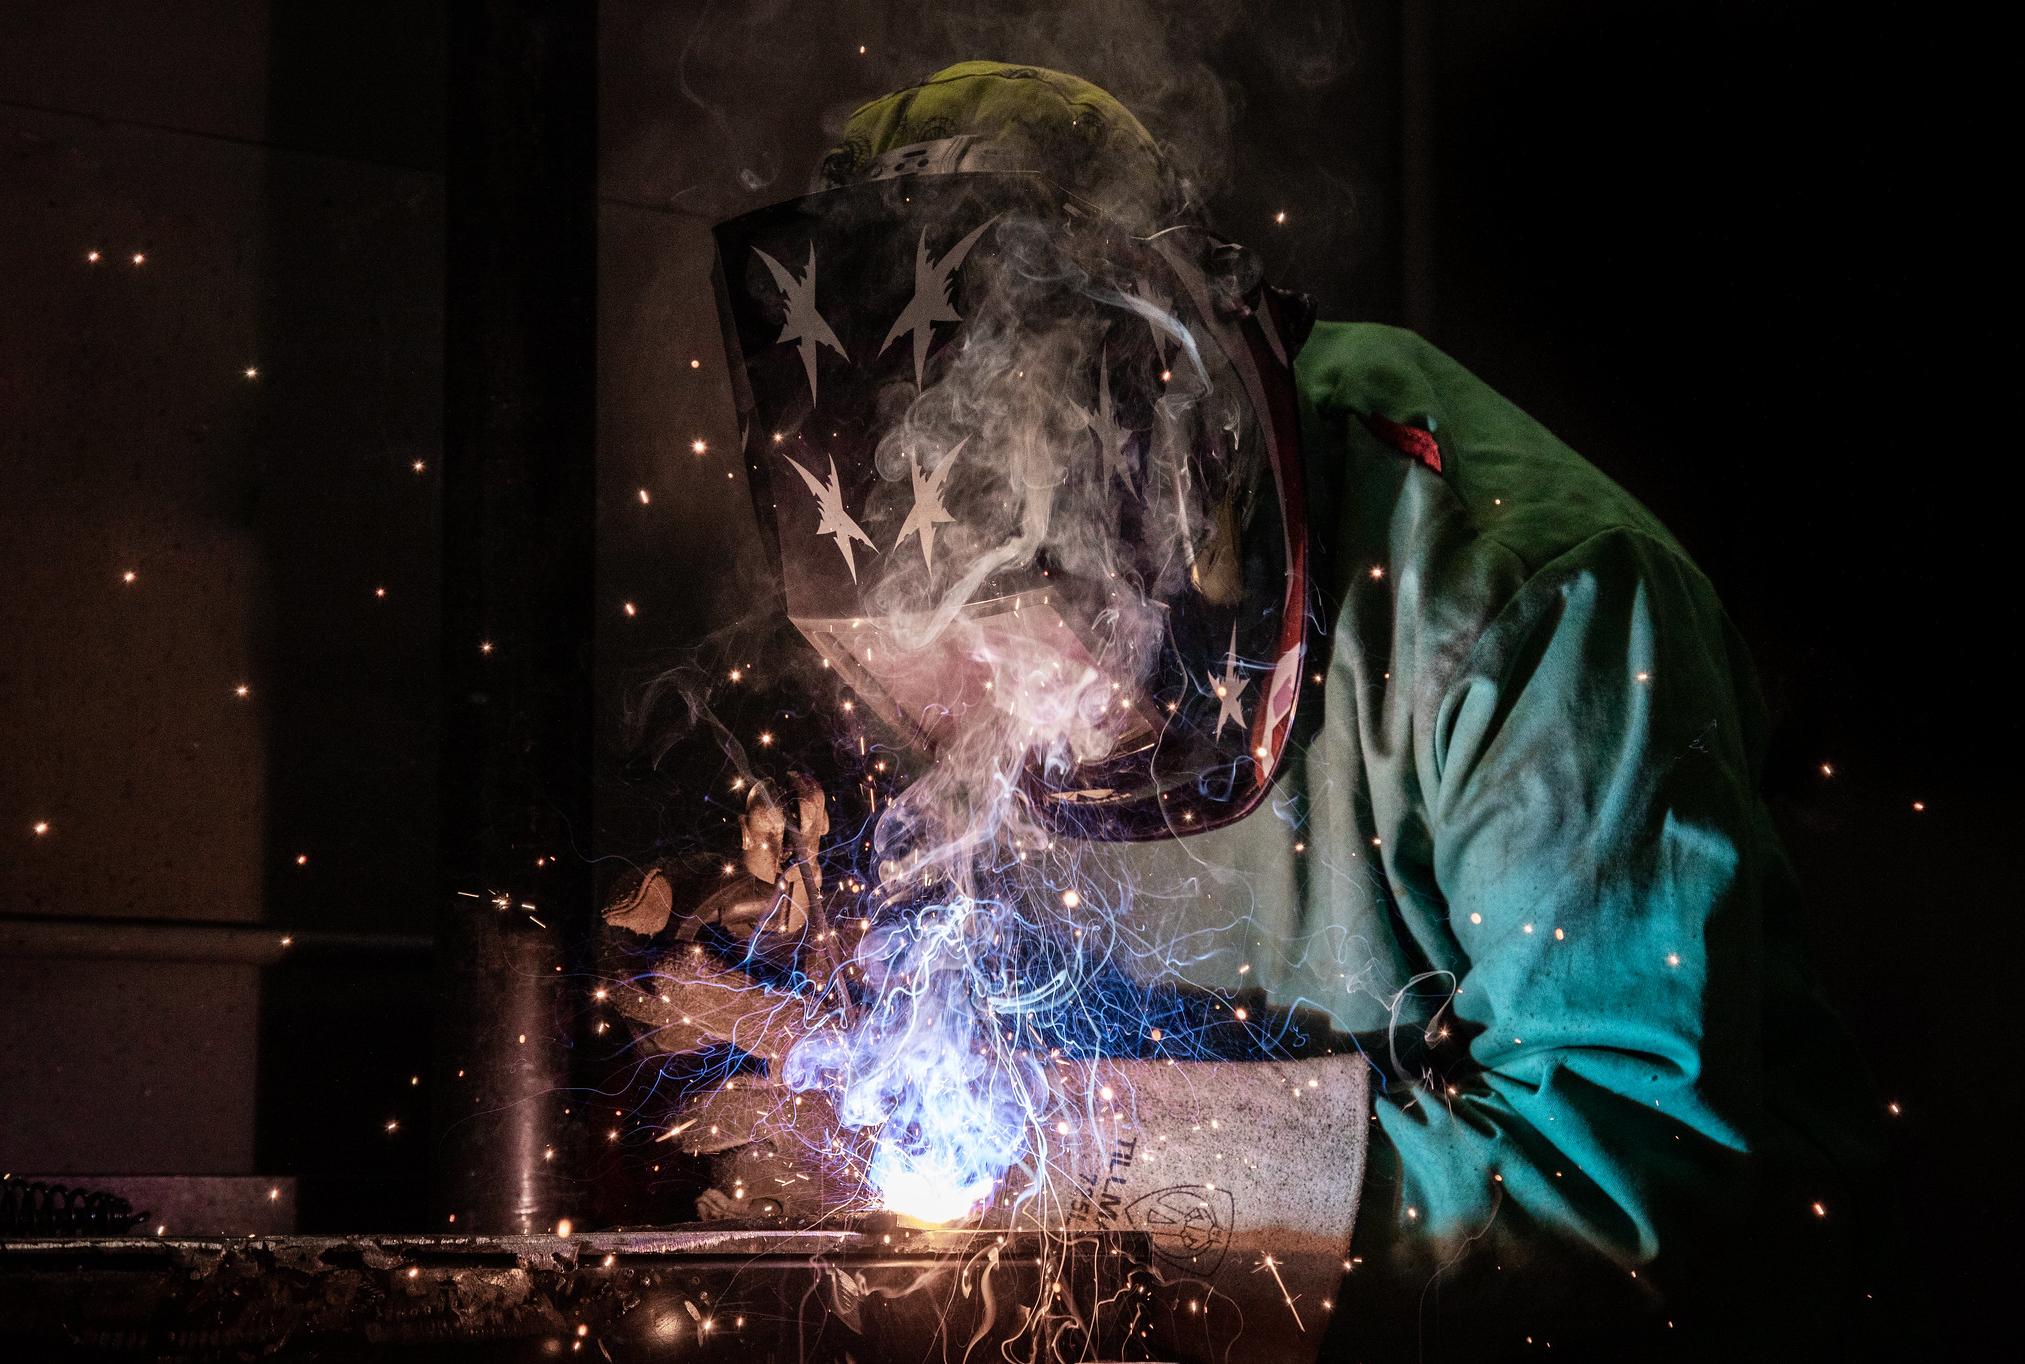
[435,0,597,1235]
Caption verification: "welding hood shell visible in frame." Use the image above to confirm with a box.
[714,171,1309,841]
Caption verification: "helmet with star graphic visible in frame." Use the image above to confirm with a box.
[712,63,1311,841]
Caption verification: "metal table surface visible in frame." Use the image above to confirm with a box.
[0,1222,1192,1361]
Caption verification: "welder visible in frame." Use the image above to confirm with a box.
[610,61,1883,1360]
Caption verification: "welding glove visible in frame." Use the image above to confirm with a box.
[601,776,850,1217]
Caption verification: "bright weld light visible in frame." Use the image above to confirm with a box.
[691,438,708,455]
[785,909,1029,1228]
[868,1155,995,1225]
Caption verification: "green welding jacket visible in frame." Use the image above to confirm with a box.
[1125,321,1882,1353]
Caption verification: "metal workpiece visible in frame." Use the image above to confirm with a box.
[0,1225,1192,1361]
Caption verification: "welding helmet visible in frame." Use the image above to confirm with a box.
[713,111,1309,842]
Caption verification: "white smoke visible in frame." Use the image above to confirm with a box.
[774,182,1244,1224]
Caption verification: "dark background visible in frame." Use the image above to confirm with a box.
[1,0,2008,1348]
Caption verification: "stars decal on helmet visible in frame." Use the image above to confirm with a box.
[1130,280,1178,367]
[1209,626,1250,739]
[784,453,877,582]
[894,438,962,571]
[879,218,996,390]
[1070,347,1133,485]
[753,245,848,406]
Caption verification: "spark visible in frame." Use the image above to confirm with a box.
[1258,1254,1304,1330]
[121,570,138,584]
[31,821,50,836]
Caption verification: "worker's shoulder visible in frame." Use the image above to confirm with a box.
[1296,321,1687,578]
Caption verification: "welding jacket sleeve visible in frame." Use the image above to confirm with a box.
[1340,525,1843,1349]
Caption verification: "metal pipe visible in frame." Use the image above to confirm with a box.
[435,0,597,1236]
